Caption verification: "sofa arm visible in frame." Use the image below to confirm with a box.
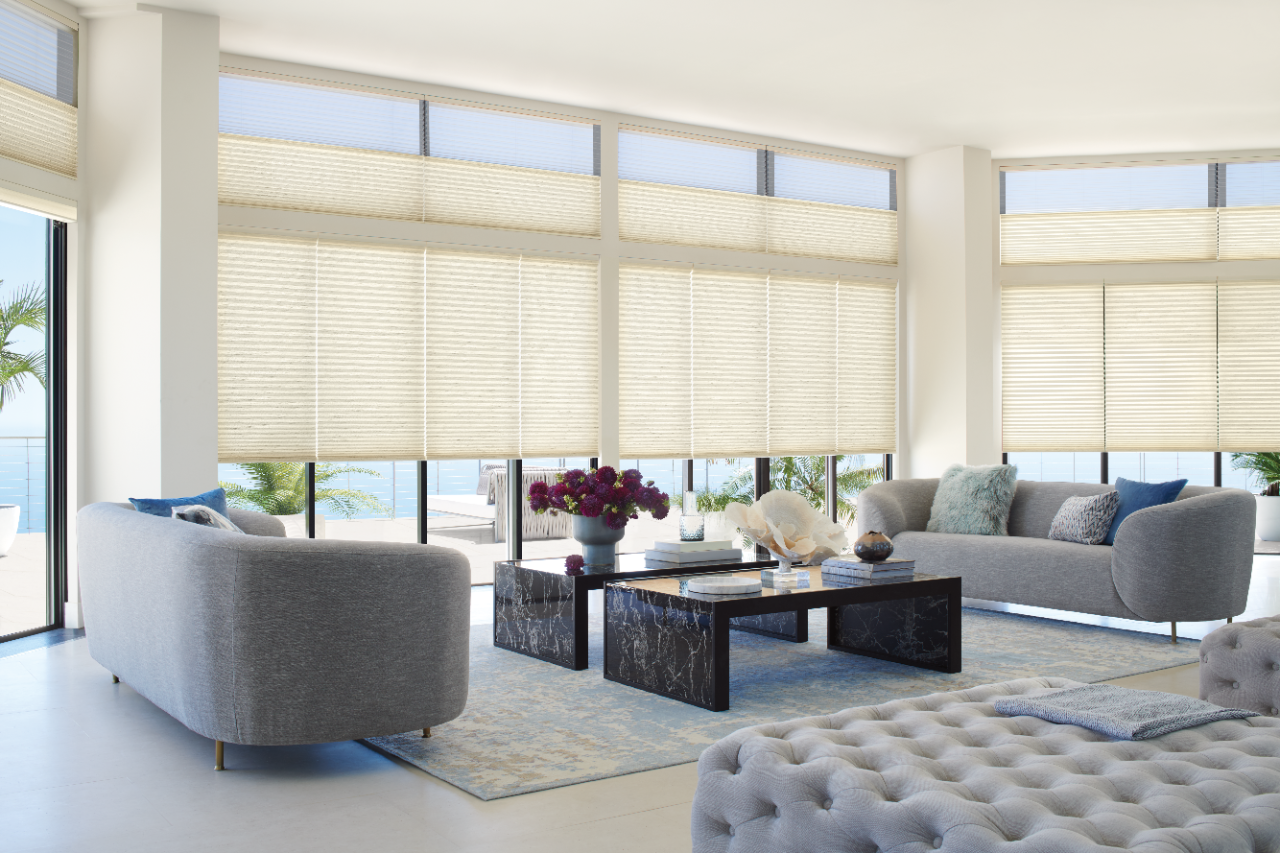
[227,507,286,537]
[856,479,939,539]
[226,535,472,745]
[1111,490,1255,622]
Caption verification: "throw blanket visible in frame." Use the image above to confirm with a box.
[993,684,1257,740]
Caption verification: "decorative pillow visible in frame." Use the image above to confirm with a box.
[1048,491,1120,545]
[171,505,243,533]
[926,463,1019,536]
[130,487,228,519]
[1102,477,1187,546]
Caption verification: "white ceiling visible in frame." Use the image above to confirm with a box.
[79,0,1280,160]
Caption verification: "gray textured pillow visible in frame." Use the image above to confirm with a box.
[1048,491,1120,545]
[172,505,244,533]
[926,463,1018,536]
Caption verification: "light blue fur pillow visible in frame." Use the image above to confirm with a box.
[926,463,1019,536]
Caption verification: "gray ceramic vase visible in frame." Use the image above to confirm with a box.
[573,513,626,570]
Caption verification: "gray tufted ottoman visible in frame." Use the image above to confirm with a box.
[1201,615,1280,717]
[692,677,1280,852]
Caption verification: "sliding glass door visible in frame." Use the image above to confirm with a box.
[0,207,65,640]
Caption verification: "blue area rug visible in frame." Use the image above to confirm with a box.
[365,608,1198,800]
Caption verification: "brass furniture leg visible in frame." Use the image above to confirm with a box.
[112,675,119,683]
[1171,622,1178,644]
[422,727,431,738]
[1228,616,1233,623]
[215,740,224,771]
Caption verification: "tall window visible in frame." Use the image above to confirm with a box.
[0,206,61,640]
[0,0,77,178]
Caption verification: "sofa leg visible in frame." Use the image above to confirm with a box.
[422,727,431,738]
[1171,622,1178,644]
[111,674,119,684]
[1228,616,1233,623]
[215,740,225,771]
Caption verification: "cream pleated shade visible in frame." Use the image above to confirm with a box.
[219,134,601,237]
[1000,209,1218,265]
[618,263,897,458]
[1218,281,1280,451]
[218,234,600,461]
[1001,283,1105,452]
[1103,282,1219,452]
[1218,207,1280,261]
[0,76,76,178]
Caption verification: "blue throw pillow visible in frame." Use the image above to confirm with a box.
[1102,477,1186,545]
[130,487,228,519]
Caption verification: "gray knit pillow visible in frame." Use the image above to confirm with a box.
[1048,491,1120,545]
[926,463,1018,536]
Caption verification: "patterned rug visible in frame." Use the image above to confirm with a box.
[364,608,1198,800]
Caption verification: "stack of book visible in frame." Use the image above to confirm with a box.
[644,540,743,569]
[820,556,916,580]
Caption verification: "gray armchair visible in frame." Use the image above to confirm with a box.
[78,502,471,769]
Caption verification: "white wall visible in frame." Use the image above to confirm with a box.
[82,6,218,505]
[900,145,998,478]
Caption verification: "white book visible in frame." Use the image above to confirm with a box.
[644,548,744,564]
[651,539,734,554]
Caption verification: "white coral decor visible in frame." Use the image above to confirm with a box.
[724,490,848,569]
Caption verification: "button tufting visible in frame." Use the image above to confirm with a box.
[1273,663,1279,671]
[1233,682,1240,689]
[1236,643,1243,650]
[822,799,833,809]
[1271,708,1278,715]
[728,826,735,836]
[775,807,783,818]
[933,837,943,849]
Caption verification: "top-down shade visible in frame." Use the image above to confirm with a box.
[618,263,897,458]
[0,0,76,179]
[218,234,600,461]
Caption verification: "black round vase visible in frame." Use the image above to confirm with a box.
[853,530,894,562]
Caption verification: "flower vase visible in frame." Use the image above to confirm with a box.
[573,514,626,571]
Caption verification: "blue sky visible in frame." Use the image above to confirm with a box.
[0,204,47,439]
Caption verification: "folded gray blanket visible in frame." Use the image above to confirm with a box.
[992,684,1256,740]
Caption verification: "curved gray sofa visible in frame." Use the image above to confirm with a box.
[857,479,1255,630]
[79,502,471,764]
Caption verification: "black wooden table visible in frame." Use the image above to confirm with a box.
[493,552,777,670]
[603,570,962,711]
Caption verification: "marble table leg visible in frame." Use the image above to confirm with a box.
[827,590,961,673]
[730,610,807,642]
[493,564,587,670]
[604,585,729,711]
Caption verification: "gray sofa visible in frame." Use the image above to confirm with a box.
[857,479,1256,636]
[79,502,472,768]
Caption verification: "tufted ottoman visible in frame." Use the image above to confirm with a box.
[692,677,1280,852]
[1201,615,1280,717]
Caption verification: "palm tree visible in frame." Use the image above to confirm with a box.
[220,462,391,518]
[697,455,884,527]
[1232,452,1280,497]
[0,281,46,411]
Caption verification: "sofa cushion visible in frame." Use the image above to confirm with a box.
[891,529,1138,619]
[925,463,1017,536]
[1103,476,1187,545]
[1006,480,1113,538]
[130,486,228,519]
[1048,490,1120,545]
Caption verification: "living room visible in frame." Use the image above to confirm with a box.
[4,0,1280,851]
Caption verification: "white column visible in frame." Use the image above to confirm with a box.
[899,145,998,478]
[81,5,218,503]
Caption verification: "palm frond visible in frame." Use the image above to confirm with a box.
[1232,452,1280,495]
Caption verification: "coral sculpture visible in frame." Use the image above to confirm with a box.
[724,490,848,570]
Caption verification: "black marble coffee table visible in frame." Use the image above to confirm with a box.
[493,552,777,670]
[603,570,962,711]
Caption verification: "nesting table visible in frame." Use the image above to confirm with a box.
[493,552,775,670]
[604,570,962,711]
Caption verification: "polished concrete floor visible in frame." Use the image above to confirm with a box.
[3,556,1276,852]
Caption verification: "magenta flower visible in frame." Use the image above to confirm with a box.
[594,482,613,501]
[550,493,567,511]
[622,468,642,483]
[604,510,626,530]
[580,494,604,518]
[597,466,618,485]
[576,484,591,498]
[529,494,550,512]
[528,480,549,497]
[551,482,569,499]
[612,485,631,505]
[652,501,670,520]
[565,554,585,573]
[562,470,586,488]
